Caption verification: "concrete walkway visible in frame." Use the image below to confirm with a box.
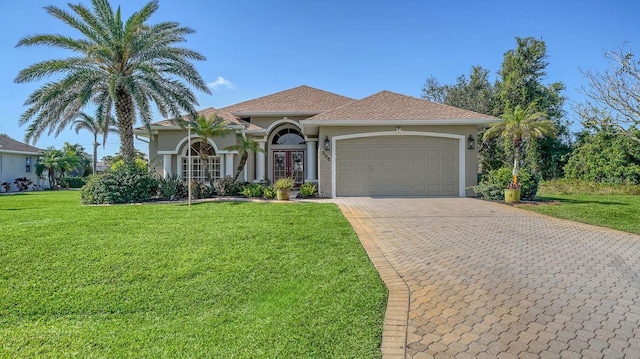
[334,197,640,359]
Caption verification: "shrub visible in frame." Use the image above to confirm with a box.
[214,176,242,197]
[472,167,540,200]
[1,182,11,192]
[13,177,34,192]
[262,186,276,199]
[80,175,109,204]
[159,173,182,200]
[299,182,317,197]
[274,177,294,190]
[241,183,263,198]
[80,162,158,204]
[110,158,148,172]
[60,177,87,189]
[190,181,212,199]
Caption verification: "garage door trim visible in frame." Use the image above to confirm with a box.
[331,131,466,197]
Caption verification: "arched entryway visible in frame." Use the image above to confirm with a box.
[268,125,306,185]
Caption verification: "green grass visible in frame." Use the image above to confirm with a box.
[0,191,387,358]
[523,193,640,235]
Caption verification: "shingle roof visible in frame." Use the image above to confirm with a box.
[305,90,498,121]
[143,85,355,131]
[141,107,262,131]
[0,134,41,154]
[220,85,355,113]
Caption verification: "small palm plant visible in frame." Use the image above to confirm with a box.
[483,103,556,186]
[187,114,231,189]
[225,137,266,181]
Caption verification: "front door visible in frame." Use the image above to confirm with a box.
[273,150,304,185]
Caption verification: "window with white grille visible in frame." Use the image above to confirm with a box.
[181,142,221,183]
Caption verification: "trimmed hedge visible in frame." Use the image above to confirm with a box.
[60,177,87,189]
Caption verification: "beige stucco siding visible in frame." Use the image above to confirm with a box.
[0,153,40,191]
[317,125,479,197]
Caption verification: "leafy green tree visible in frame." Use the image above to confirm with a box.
[495,37,570,178]
[564,126,640,184]
[15,0,210,162]
[422,37,571,178]
[226,138,266,181]
[73,112,118,174]
[483,104,556,184]
[423,66,496,116]
[188,115,232,189]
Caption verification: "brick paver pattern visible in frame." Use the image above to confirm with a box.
[335,197,640,359]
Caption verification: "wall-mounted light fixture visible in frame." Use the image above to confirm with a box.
[324,136,330,151]
[467,135,476,150]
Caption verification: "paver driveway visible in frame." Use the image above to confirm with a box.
[334,197,640,359]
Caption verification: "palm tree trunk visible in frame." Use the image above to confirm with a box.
[513,139,521,183]
[115,87,136,162]
[233,153,248,181]
[48,168,55,188]
[92,135,98,175]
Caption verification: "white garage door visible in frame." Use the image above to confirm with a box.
[336,136,459,196]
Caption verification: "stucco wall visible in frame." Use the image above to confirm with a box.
[317,125,480,197]
[148,130,260,181]
[0,153,41,191]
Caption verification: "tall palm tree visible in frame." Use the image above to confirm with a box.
[73,112,118,174]
[226,137,266,181]
[483,103,556,183]
[15,0,210,162]
[188,115,231,189]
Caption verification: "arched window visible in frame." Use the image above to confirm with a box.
[271,127,305,145]
[181,141,221,182]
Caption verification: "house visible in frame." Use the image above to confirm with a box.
[0,134,42,191]
[136,85,499,197]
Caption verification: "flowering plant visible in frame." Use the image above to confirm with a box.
[507,181,521,189]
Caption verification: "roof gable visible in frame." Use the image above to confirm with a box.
[305,90,498,121]
[221,85,355,114]
[0,134,41,154]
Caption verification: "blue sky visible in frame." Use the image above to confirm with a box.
[0,0,638,158]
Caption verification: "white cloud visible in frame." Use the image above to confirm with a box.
[207,76,235,90]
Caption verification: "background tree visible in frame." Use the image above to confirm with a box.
[564,126,640,184]
[225,137,266,181]
[422,37,571,178]
[59,142,83,178]
[15,0,210,162]
[495,37,570,178]
[36,147,64,188]
[73,112,119,174]
[575,45,640,143]
[188,114,231,189]
[422,66,496,115]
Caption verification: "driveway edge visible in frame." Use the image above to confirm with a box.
[338,204,409,359]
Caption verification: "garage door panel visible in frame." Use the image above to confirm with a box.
[336,136,459,196]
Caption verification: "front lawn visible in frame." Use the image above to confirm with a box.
[0,191,387,358]
[522,194,640,235]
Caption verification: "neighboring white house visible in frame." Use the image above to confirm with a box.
[0,134,42,192]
